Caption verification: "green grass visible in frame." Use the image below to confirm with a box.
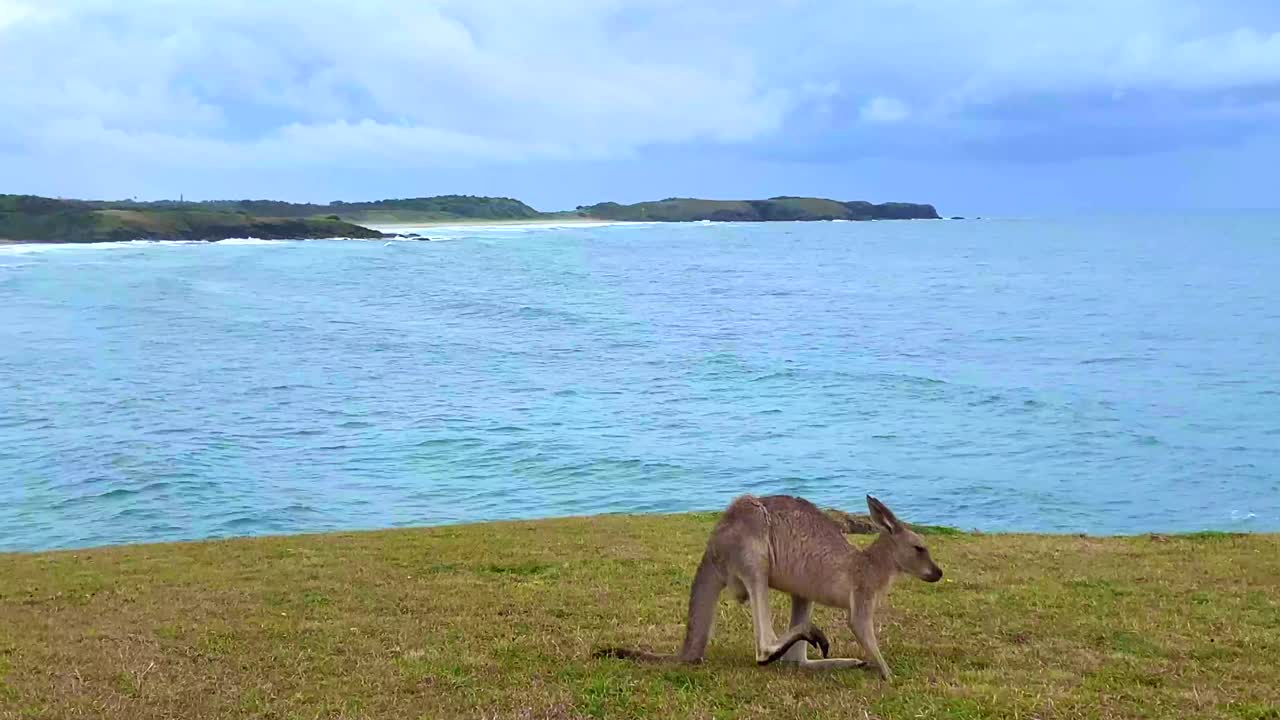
[1,514,1277,719]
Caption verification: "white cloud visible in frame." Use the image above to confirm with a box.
[712,1,1280,121]
[1,0,1279,194]
[0,0,794,169]
[0,0,40,30]
[860,96,910,124]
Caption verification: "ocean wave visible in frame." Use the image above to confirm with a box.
[1080,356,1144,365]
[0,239,201,253]
[54,481,175,508]
[216,237,287,245]
[379,236,445,244]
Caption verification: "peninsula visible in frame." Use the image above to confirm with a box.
[578,196,940,222]
[1,193,941,243]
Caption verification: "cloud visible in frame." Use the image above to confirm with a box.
[0,0,43,29]
[860,97,910,125]
[0,0,794,169]
[1,0,1278,202]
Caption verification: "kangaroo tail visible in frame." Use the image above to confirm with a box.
[594,549,725,665]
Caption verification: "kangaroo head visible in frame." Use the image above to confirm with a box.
[867,495,943,583]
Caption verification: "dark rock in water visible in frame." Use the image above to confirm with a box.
[824,507,958,535]
[950,216,965,220]
[382,233,434,240]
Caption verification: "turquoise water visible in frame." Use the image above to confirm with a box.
[2,215,1278,551]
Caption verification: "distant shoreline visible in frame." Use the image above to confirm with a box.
[369,217,623,230]
[0,216,950,245]
[2,193,941,243]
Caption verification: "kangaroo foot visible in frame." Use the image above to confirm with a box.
[759,623,831,666]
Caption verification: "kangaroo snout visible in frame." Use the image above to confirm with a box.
[925,566,943,583]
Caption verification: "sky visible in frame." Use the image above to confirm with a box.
[1,0,1279,215]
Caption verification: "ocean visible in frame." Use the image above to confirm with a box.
[2,214,1277,551]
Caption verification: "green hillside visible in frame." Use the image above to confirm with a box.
[0,195,384,243]
[85,195,544,225]
[580,196,941,222]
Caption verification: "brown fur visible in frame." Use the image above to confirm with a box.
[594,494,943,680]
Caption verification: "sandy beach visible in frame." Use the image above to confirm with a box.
[367,216,617,230]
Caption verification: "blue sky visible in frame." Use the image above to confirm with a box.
[2,0,1278,215]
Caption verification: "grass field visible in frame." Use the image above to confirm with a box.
[1,513,1277,719]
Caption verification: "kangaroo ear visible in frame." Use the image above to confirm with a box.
[866,495,902,534]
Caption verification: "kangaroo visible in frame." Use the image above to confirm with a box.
[595,494,943,680]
